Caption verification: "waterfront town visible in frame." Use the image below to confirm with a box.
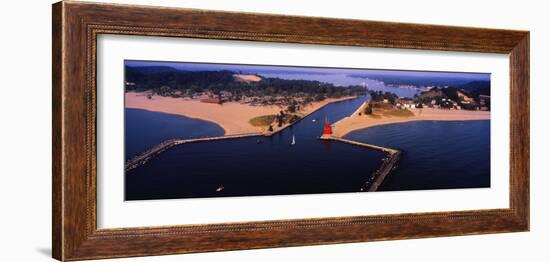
[124,62,491,199]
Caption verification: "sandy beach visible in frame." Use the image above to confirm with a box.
[332,106,490,137]
[126,92,354,136]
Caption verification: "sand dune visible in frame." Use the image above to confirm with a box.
[333,107,490,137]
[233,74,262,82]
[126,92,354,136]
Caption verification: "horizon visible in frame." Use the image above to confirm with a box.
[125,60,491,81]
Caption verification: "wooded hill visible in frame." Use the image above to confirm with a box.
[125,66,366,99]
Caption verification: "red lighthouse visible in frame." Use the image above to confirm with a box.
[321,118,332,139]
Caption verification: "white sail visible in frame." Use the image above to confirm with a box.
[291,135,296,145]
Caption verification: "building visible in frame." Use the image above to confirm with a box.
[479,95,491,106]
[457,91,475,103]
[320,119,333,139]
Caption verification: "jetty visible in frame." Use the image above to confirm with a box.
[367,149,400,191]
[320,119,401,192]
[328,137,399,155]
[125,133,261,172]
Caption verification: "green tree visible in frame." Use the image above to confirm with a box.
[159,85,171,96]
[314,93,326,101]
[364,104,373,115]
[276,115,283,127]
[288,115,300,123]
[287,104,297,113]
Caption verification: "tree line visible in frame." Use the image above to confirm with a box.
[125,66,366,99]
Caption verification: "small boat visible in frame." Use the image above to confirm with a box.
[256,139,263,144]
[312,119,317,123]
[216,185,224,192]
[291,135,296,145]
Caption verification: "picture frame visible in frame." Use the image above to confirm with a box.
[52,1,529,261]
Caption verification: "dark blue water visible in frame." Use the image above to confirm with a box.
[125,108,224,160]
[125,97,391,200]
[346,120,490,191]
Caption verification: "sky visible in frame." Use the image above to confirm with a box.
[125,60,490,81]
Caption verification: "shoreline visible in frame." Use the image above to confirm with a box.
[125,107,230,134]
[125,92,356,136]
[333,106,490,137]
[268,96,358,136]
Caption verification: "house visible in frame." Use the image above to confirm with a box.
[220,91,232,98]
[479,95,491,106]
[457,91,475,103]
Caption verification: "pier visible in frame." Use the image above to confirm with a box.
[366,148,401,192]
[125,133,261,172]
[320,136,401,192]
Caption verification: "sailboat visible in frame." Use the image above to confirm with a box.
[291,134,296,145]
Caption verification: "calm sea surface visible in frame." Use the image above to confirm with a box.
[125,108,224,160]
[346,120,490,191]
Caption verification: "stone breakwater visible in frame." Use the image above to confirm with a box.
[125,133,261,172]
[320,136,401,192]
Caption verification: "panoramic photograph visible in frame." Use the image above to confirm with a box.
[124,60,491,201]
